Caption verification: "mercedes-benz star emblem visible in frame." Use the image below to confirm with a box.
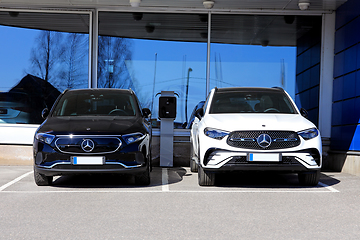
[81,139,95,152]
[257,134,272,148]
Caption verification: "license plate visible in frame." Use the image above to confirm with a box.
[72,156,104,165]
[0,109,7,114]
[248,153,280,162]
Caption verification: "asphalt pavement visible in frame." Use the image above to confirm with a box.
[0,166,359,239]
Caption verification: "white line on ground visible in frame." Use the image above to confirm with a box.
[0,170,339,194]
[2,189,337,193]
[318,181,340,192]
[162,168,169,192]
[0,171,33,192]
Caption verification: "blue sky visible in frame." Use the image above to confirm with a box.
[0,25,38,91]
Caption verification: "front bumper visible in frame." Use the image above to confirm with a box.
[34,139,149,177]
[201,148,321,172]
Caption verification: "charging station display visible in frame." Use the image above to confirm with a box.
[159,96,176,119]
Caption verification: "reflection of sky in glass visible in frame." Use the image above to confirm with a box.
[0,25,38,91]
[0,26,296,125]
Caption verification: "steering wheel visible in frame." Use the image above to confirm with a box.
[264,108,280,113]
[108,109,129,116]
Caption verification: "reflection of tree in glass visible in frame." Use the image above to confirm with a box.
[98,36,133,89]
[58,33,88,90]
[29,31,65,83]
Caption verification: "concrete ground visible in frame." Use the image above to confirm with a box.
[0,166,360,239]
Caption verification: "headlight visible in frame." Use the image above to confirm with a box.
[35,133,55,144]
[122,133,145,144]
[298,128,319,140]
[204,128,229,140]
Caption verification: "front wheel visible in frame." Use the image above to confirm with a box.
[190,158,198,173]
[198,165,215,186]
[134,165,150,186]
[190,143,198,172]
[298,170,320,186]
[34,168,53,186]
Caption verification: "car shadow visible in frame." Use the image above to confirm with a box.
[51,174,139,188]
[50,167,185,188]
[213,171,341,189]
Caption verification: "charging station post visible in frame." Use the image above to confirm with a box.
[158,91,177,167]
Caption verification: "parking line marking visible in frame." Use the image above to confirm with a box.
[162,168,169,192]
[318,181,339,192]
[2,189,336,193]
[0,171,33,192]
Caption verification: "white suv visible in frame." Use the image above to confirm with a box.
[190,87,322,186]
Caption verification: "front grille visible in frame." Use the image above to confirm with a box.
[55,136,121,154]
[227,131,300,150]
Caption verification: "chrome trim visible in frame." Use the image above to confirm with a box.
[273,138,298,142]
[56,135,122,137]
[41,162,72,169]
[40,161,141,169]
[229,137,255,142]
[106,162,142,169]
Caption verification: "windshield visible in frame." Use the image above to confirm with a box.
[53,91,138,117]
[209,90,296,114]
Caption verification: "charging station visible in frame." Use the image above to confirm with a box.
[159,91,177,167]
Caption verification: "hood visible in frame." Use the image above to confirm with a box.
[38,116,146,135]
[202,113,316,132]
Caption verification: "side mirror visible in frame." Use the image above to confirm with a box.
[300,108,308,119]
[41,108,49,119]
[142,108,151,118]
[195,108,204,120]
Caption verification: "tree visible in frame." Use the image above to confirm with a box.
[97,36,133,89]
[29,30,65,84]
[58,33,88,90]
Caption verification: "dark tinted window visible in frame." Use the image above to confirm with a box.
[53,91,138,116]
[210,90,296,114]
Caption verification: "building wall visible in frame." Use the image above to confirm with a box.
[295,23,322,126]
[331,0,360,151]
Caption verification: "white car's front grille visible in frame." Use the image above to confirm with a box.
[227,131,300,150]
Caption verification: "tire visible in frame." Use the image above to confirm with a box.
[190,143,198,172]
[135,165,150,186]
[298,170,320,186]
[190,158,198,173]
[34,169,53,186]
[198,165,215,186]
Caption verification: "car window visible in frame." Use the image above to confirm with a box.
[209,91,296,114]
[52,92,137,116]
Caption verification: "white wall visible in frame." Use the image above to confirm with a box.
[0,124,39,145]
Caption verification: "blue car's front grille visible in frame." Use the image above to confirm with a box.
[55,136,122,154]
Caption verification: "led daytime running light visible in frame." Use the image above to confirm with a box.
[204,128,229,140]
[36,133,55,144]
[298,128,319,140]
[123,133,145,144]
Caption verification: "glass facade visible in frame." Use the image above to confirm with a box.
[1,10,312,130]
[0,11,89,125]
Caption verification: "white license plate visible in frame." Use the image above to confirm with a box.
[72,156,104,165]
[248,153,280,162]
